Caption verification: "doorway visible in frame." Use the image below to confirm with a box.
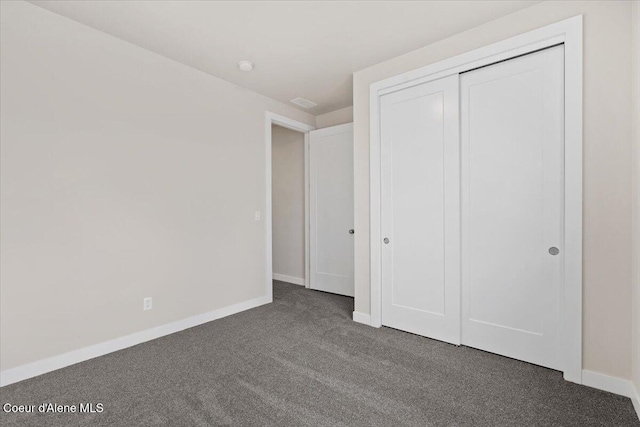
[265,114,355,301]
[271,124,307,288]
[264,113,314,302]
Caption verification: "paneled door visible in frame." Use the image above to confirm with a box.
[460,45,564,370]
[309,123,354,296]
[380,75,461,344]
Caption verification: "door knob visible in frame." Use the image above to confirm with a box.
[549,247,559,255]
[348,229,355,234]
[383,237,390,244]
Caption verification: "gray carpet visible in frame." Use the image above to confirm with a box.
[1,281,638,426]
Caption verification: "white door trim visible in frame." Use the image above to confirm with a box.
[369,15,583,384]
[265,112,315,302]
[309,121,354,138]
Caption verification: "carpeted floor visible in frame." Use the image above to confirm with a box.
[1,281,638,426]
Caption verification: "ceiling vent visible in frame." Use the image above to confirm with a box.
[290,97,317,109]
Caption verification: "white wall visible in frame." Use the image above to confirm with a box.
[353,1,634,380]
[0,1,314,372]
[271,125,305,282]
[316,106,353,129]
[632,0,640,404]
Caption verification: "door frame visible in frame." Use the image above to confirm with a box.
[368,16,583,383]
[265,112,315,302]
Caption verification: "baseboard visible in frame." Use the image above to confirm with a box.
[631,382,640,421]
[581,370,635,398]
[352,311,371,325]
[574,371,640,419]
[272,273,305,286]
[0,295,270,387]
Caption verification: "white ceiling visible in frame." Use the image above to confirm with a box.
[29,0,541,115]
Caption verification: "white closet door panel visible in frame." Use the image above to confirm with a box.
[309,123,354,297]
[380,75,460,344]
[461,45,564,370]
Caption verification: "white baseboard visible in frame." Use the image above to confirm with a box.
[631,382,640,421]
[0,294,270,387]
[582,370,635,398]
[273,273,305,286]
[564,371,639,420]
[352,311,371,325]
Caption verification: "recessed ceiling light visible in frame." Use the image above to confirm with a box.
[238,61,253,72]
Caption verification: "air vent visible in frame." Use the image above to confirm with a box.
[290,97,317,109]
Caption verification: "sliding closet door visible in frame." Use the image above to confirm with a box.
[460,45,564,370]
[380,75,460,344]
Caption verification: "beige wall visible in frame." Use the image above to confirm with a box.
[316,106,353,129]
[0,1,314,371]
[271,125,305,281]
[353,1,634,379]
[632,0,640,396]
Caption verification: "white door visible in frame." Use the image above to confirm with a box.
[309,123,354,296]
[460,45,564,370]
[380,75,461,344]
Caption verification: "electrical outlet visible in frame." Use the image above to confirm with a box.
[254,211,261,221]
[143,297,152,311]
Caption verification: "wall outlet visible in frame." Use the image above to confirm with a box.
[143,297,152,311]
[254,210,261,221]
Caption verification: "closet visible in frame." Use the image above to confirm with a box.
[379,45,565,370]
